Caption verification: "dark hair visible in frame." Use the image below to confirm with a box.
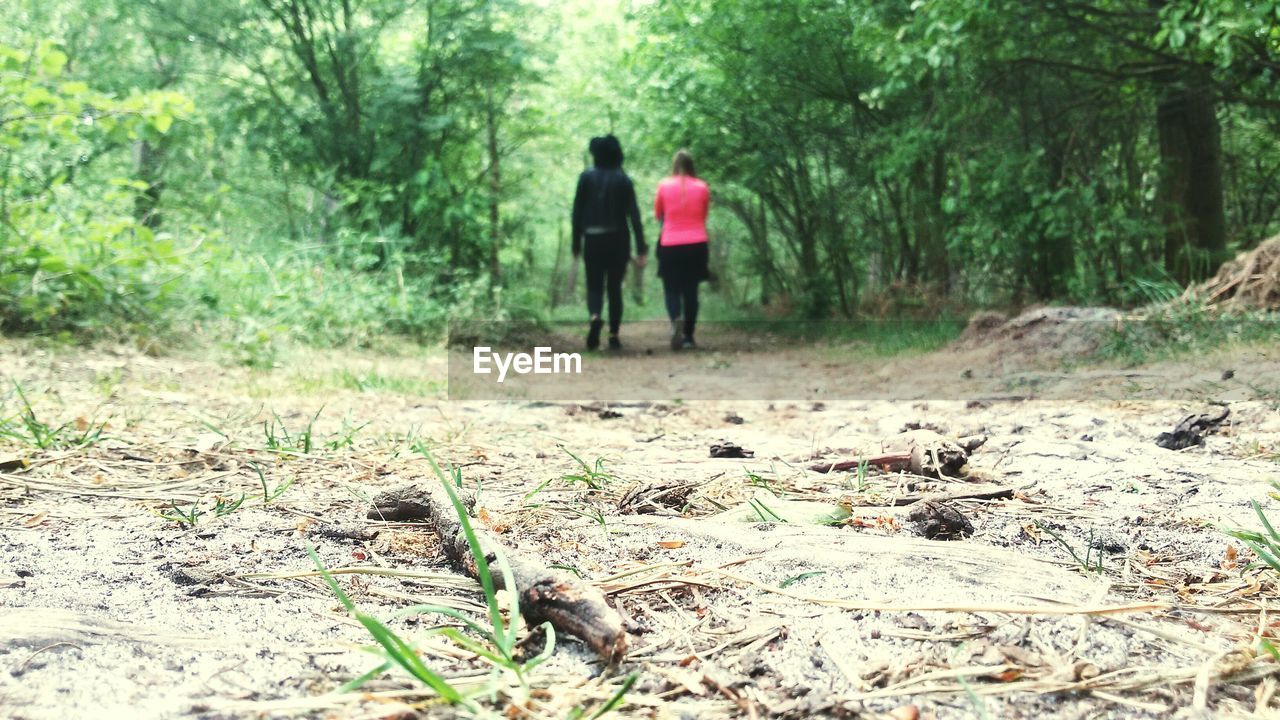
[589,135,624,169]
[672,149,695,177]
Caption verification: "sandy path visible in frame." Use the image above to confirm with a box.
[1,336,1279,719]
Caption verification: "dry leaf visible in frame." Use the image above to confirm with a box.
[1072,661,1100,681]
[888,705,919,720]
[1185,618,1213,633]
[1222,545,1239,569]
[876,516,901,531]
[0,455,29,472]
[657,539,685,549]
[22,512,47,528]
[659,668,706,696]
[1022,522,1042,543]
[75,416,89,431]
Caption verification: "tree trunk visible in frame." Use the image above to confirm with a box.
[1036,145,1074,300]
[884,181,917,282]
[133,139,164,230]
[486,89,502,286]
[1155,76,1226,284]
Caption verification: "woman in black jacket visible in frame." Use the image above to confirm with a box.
[571,135,647,350]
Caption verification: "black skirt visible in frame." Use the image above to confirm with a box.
[656,241,710,285]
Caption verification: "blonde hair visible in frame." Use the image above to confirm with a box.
[671,149,696,177]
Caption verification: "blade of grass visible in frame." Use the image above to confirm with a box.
[589,672,638,719]
[305,544,466,705]
[523,622,557,672]
[425,452,512,655]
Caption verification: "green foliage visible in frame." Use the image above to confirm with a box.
[186,237,542,355]
[1223,482,1280,576]
[567,673,639,720]
[155,493,247,526]
[262,409,323,454]
[0,40,193,336]
[0,383,105,450]
[3,0,1280,345]
[1096,302,1280,364]
[155,501,204,527]
[560,446,614,489]
[1035,521,1106,574]
[779,571,826,589]
[1,2,548,346]
[306,544,473,707]
[249,462,294,504]
[748,497,786,523]
[843,457,871,493]
[631,0,1280,310]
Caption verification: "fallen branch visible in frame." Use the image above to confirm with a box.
[368,483,628,663]
[810,433,986,478]
[808,452,911,474]
[839,485,1015,510]
[890,485,1014,507]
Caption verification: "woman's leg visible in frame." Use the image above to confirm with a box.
[662,275,683,349]
[605,246,627,338]
[682,278,700,340]
[582,238,606,349]
[662,276,682,322]
[583,240,605,318]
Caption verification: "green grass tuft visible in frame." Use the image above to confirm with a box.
[309,449,561,710]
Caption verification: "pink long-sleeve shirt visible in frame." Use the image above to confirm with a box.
[654,176,709,246]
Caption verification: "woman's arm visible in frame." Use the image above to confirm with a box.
[571,173,587,257]
[626,177,646,256]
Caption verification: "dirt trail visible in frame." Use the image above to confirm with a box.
[1,335,1279,719]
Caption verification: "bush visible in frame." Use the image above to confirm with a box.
[0,226,183,337]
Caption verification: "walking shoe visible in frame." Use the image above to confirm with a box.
[681,336,696,350]
[586,318,603,350]
[670,320,683,350]
[608,335,622,350]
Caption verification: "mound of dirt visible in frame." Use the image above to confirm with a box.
[957,306,1122,357]
[957,310,1009,343]
[1192,234,1280,310]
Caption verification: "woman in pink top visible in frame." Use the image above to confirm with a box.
[654,149,710,350]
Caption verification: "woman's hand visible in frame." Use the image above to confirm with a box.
[634,253,648,269]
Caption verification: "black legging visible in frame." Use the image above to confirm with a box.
[583,233,630,335]
[657,241,708,339]
[663,277,699,338]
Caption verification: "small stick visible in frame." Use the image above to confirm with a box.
[888,486,1014,507]
[369,482,628,662]
[808,452,911,474]
[18,642,82,673]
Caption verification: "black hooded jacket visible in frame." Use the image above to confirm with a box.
[571,136,646,256]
